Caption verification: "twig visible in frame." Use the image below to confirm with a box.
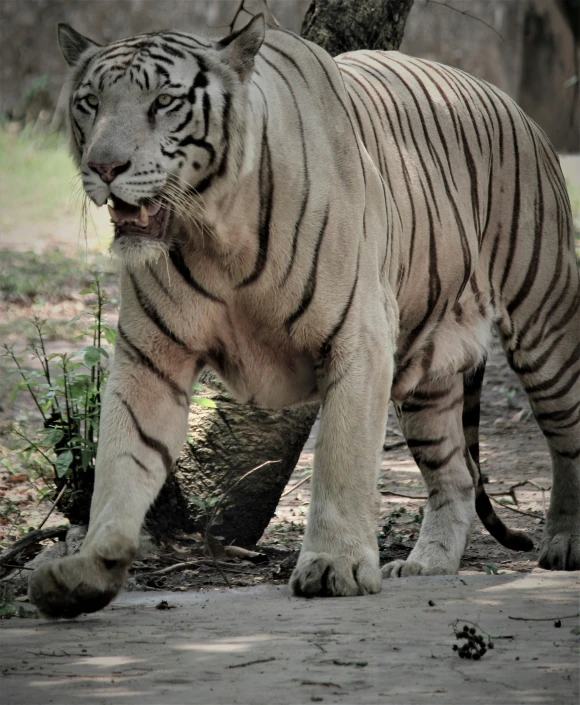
[509,480,548,517]
[229,656,276,669]
[426,0,505,43]
[301,680,343,689]
[490,495,544,520]
[508,613,579,622]
[142,560,201,577]
[450,618,513,640]
[37,482,68,531]
[281,473,311,498]
[0,525,68,566]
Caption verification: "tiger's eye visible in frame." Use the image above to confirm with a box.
[156,94,173,107]
[86,94,99,107]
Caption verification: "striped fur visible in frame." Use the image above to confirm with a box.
[29,17,579,617]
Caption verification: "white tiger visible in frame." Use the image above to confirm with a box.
[29,16,580,618]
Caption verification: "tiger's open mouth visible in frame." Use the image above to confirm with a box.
[108,196,170,240]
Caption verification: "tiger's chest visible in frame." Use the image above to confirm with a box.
[204,304,319,408]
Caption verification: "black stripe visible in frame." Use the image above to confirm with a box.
[320,249,360,359]
[238,117,274,287]
[536,399,580,424]
[169,248,224,303]
[259,53,310,288]
[128,269,192,353]
[498,102,521,294]
[117,322,189,407]
[130,453,152,475]
[416,446,461,471]
[116,393,173,475]
[406,437,447,448]
[178,134,216,166]
[216,93,232,179]
[508,333,565,375]
[285,206,329,331]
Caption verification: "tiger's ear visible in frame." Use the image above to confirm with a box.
[57,23,100,67]
[217,14,265,81]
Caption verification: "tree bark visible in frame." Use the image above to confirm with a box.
[147,0,414,546]
[301,0,414,54]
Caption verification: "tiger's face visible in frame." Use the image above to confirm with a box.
[57,18,265,261]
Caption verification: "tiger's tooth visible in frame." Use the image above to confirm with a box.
[107,204,119,223]
[138,205,149,227]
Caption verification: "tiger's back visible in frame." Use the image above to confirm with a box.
[337,50,578,401]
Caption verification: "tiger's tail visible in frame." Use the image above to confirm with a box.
[463,360,534,552]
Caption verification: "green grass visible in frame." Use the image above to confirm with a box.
[0,127,79,229]
[0,249,111,303]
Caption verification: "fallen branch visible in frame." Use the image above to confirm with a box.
[229,656,276,669]
[141,559,252,579]
[0,525,68,567]
[490,495,544,520]
[508,613,579,622]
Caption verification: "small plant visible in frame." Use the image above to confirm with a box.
[3,272,114,521]
[382,505,424,543]
[3,270,219,525]
[481,562,504,575]
[0,584,34,619]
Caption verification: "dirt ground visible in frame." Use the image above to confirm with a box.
[1,573,579,705]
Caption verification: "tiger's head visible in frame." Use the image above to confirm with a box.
[57,16,265,263]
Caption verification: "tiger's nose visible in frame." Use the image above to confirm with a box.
[88,160,131,184]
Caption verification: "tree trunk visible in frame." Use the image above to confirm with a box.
[146,0,414,546]
[301,0,414,54]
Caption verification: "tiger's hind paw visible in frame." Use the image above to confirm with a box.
[382,558,456,578]
[538,532,580,571]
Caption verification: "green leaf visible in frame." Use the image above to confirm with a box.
[570,625,580,635]
[191,396,217,409]
[55,450,73,478]
[83,346,104,367]
[104,327,117,345]
[188,496,207,510]
[78,288,93,295]
[44,428,64,446]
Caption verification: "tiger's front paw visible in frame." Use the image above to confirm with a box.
[28,554,130,619]
[290,549,381,597]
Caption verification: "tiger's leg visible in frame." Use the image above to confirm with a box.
[28,343,197,618]
[383,374,476,577]
[501,292,580,570]
[290,322,393,597]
